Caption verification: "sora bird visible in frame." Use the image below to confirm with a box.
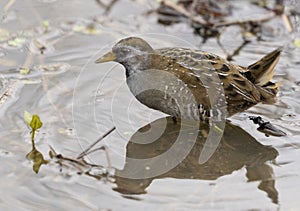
[95,37,281,121]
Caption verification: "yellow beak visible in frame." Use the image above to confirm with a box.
[95,51,116,63]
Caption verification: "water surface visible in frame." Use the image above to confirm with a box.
[0,0,300,210]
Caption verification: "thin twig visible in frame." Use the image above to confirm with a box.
[95,0,119,15]
[95,0,106,8]
[49,145,86,166]
[104,145,111,168]
[161,0,276,28]
[55,154,87,166]
[3,0,16,13]
[226,40,251,61]
[104,0,119,15]
[80,146,105,157]
[282,14,293,32]
[213,12,276,28]
[77,146,111,168]
[77,127,116,159]
[161,0,208,26]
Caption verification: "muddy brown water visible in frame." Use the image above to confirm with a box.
[0,0,300,210]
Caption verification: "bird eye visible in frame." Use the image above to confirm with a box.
[121,48,131,54]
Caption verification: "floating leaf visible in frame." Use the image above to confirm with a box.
[8,37,26,47]
[294,38,300,48]
[243,32,254,38]
[24,111,33,126]
[19,67,31,75]
[30,114,43,130]
[42,20,49,28]
[73,25,101,35]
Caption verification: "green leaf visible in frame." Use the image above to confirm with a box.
[20,67,31,75]
[24,111,33,126]
[30,115,43,130]
[42,20,49,28]
[294,38,300,48]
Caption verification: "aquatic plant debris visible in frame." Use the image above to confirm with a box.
[26,144,49,174]
[24,111,43,140]
[24,112,48,173]
[23,111,112,179]
[294,38,300,48]
[42,20,50,29]
[19,67,31,75]
[73,24,101,35]
[8,37,26,47]
[249,116,287,137]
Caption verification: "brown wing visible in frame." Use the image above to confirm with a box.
[156,48,263,116]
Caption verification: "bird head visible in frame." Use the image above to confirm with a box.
[95,37,154,64]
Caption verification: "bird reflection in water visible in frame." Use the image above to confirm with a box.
[114,117,279,204]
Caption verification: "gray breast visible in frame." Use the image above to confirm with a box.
[126,69,201,121]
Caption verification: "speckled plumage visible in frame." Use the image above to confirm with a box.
[96,37,281,121]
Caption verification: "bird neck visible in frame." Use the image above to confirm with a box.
[120,54,153,78]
